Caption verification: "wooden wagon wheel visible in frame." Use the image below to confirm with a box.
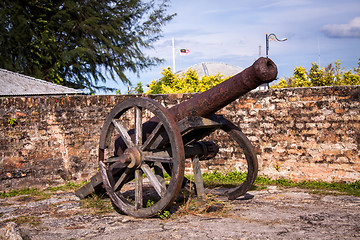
[98,97,185,218]
[219,118,258,200]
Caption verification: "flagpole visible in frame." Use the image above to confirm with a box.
[172,37,176,73]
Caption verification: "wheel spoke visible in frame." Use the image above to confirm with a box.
[154,162,166,191]
[113,167,132,191]
[142,148,173,163]
[141,164,166,197]
[104,156,130,165]
[135,169,143,210]
[112,119,134,148]
[141,122,163,150]
[144,156,173,163]
[135,106,142,146]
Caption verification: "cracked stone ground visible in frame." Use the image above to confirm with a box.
[1,187,359,239]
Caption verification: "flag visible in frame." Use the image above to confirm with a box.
[180,49,190,55]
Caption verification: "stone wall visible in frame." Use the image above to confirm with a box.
[1,85,359,191]
[204,86,360,182]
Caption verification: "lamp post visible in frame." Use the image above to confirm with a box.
[266,33,287,58]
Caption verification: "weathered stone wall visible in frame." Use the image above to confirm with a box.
[201,86,360,183]
[1,85,359,191]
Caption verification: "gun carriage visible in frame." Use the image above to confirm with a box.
[76,57,277,218]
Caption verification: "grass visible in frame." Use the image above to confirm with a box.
[1,173,358,199]
[0,187,42,198]
[200,170,247,188]
[255,175,360,197]
[188,170,360,197]
[0,173,358,220]
[146,199,171,219]
[46,181,88,192]
[6,216,42,226]
[174,193,230,218]
[0,187,53,202]
[0,181,88,199]
[79,193,113,215]
[0,181,114,218]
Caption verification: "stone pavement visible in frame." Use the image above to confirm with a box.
[1,187,359,239]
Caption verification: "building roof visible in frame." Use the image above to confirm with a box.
[180,62,243,78]
[0,68,81,96]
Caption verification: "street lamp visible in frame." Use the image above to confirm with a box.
[266,33,287,58]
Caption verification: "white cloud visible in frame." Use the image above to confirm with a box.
[322,16,360,38]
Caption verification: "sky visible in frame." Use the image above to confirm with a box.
[106,0,360,94]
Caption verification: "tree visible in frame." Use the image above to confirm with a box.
[308,63,334,86]
[272,77,289,89]
[271,58,360,88]
[0,0,174,93]
[335,59,360,86]
[134,82,144,94]
[290,66,311,87]
[147,67,230,94]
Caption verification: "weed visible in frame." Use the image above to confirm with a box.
[159,210,171,219]
[47,181,88,192]
[80,194,113,214]
[255,177,360,196]
[273,164,280,171]
[175,193,229,217]
[6,216,41,226]
[0,181,88,200]
[146,199,155,208]
[0,187,42,198]
[145,199,171,219]
[186,171,360,197]
[195,170,247,188]
[8,118,17,126]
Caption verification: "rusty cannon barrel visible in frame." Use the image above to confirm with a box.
[167,57,277,121]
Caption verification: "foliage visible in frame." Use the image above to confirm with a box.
[190,171,360,197]
[147,67,230,94]
[46,181,88,192]
[80,193,113,214]
[200,170,247,188]
[175,194,229,217]
[134,81,144,94]
[118,81,144,94]
[6,216,42,226]
[0,187,41,198]
[8,118,17,126]
[0,181,88,198]
[0,0,175,93]
[271,58,360,88]
[291,66,311,87]
[146,199,171,219]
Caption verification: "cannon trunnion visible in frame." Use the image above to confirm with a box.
[76,57,278,218]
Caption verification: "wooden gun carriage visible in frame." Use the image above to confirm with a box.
[76,57,277,218]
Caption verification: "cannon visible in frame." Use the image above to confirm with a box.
[76,57,277,218]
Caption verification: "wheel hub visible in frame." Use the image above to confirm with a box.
[123,147,142,169]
